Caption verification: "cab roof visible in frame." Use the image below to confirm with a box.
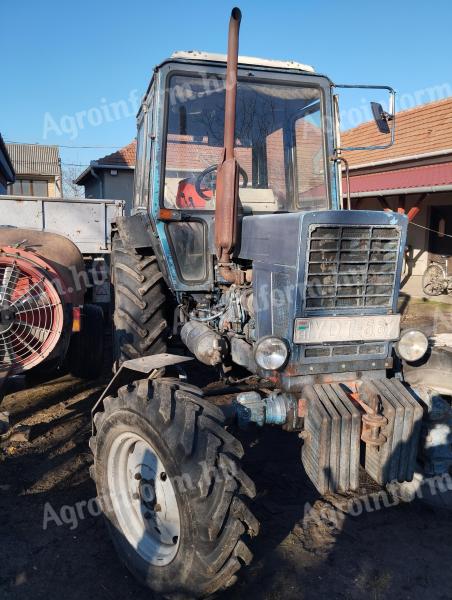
[168,51,315,73]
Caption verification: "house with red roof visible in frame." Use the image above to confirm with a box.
[75,140,136,213]
[342,97,452,298]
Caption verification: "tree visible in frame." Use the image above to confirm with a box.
[62,164,84,198]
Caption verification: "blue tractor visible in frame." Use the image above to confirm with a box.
[90,8,448,598]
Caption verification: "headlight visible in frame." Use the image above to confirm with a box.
[254,336,289,370]
[396,329,428,362]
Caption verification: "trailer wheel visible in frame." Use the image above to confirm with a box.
[112,235,168,369]
[90,378,258,599]
[69,304,104,379]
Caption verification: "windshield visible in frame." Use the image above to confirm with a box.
[163,73,328,212]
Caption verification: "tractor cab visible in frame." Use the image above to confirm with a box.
[162,53,333,214]
[132,52,340,290]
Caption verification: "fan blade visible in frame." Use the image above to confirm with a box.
[0,334,16,366]
[11,280,46,309]
[11,329,41,356]
[0,264,20,303]
[14,321,51,344]
[15,303,59,317]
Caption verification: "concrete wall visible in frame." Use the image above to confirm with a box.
[355,192,452,299]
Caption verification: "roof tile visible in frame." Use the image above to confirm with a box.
[342,97,452,167]
[97,140,136,166]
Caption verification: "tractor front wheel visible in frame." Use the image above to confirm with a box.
[90,378,258,599]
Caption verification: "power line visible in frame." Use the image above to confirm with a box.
[410,221,452,239]
[5,140,125,149]
[11,159,91,168]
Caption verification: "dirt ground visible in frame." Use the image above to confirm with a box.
[1,300,452,600]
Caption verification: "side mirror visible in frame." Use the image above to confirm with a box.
[333,84,396,151]
[371,101,393,134]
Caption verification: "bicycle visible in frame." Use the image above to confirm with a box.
[422,261,452,296]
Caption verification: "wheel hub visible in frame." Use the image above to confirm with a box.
[138,477,156,506]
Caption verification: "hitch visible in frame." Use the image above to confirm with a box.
[354,380,388,447]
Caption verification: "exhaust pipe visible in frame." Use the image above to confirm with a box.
[215,8,251,285]
[223,7,241,164]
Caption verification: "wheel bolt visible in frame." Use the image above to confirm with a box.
[172,536,178,544]
[134,473,142,480]
[132,492,140,500]
[154,503,161,512]
[160,472,167,481]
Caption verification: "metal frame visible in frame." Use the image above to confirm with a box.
[333,84,396,151]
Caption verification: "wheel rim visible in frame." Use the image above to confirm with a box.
[107,432,181,566]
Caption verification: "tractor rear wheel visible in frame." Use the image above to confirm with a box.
[90,378,258,599]
[112,235,168,368]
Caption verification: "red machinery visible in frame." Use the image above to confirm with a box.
[0,228,104,400]
[0,246,65,373]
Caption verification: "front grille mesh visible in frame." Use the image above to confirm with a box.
[304,342,386,359]
[305,224,401,311]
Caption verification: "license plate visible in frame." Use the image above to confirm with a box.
[294,314,401,344]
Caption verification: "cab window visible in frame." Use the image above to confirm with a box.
[163,73,328,212]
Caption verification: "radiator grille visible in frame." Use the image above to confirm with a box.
[304,342,386,360]
[305,224,401,312]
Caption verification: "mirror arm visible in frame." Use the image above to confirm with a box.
[333,84,396,151]
[330,153,351,210]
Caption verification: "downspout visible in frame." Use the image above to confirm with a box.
[58,157,63,197]
[90,162,103,198]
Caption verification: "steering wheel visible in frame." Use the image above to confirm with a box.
[195,164,249,201]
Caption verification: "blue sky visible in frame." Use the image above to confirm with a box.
[1,0,451,173]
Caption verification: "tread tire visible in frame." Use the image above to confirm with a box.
[90,378,258,599]
[112,235,168,368]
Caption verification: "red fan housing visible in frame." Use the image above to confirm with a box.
[0,247,65,374]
